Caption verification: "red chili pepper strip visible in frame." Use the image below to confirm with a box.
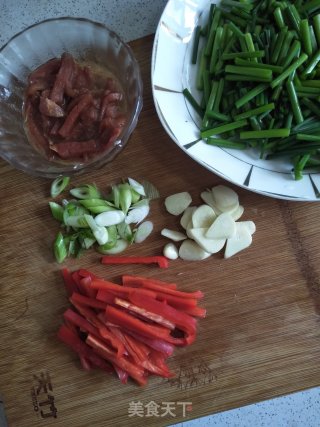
[71,271,93,297]
[109,326,149,364]
[90,278,157,299]
[78,269,98,279]
[80,356,92,371]
[69,301,125,357]
[86,334,147,386]
[61,268,79,296]
[122,275,203,299]
[122,275,177,290]
[70,292,107,311]
[114,367,129,384]
[105,305,173,342]
[63,308,100,337]
[129,292,197,345]
[96,289,116,305]
[181,305,207,318]
[156,292,197,310]
[101,256,169,268]
[125,331,175,357]
[114,297,176,330]
[79,277,97,299]
[57,325,113,374]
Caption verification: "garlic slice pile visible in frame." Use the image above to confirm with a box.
[162,185,256,261]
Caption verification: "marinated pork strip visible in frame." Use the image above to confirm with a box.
[50,53,75,104]
[50,139,98,159]
[58,92,93,138]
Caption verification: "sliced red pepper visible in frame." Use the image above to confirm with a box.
[101,255,169,268]
[63,315,90,370]
[63,308,99,337]
[122,275,203,299]
[70,292,107,311]
[96,289,116,305]
[109,326,149,365]
[114,297,175,330]
[71,271,88,296]
[125,331,174,357]
[80,356,92,371]
[114,366,129,384]
[129,292,197,345]
[70,301,125,357]
[122,275,177,290]
[79,277,97,299]
[77,269,98,280]
[91,278,157,299]
[57,325,113,374]
[105,305,172,342]
[181,305,207,318]
[61,268,79,296]
[156,292,197,310]
[86,334,147,386]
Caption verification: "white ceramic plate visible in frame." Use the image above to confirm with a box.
[151,0,320,201]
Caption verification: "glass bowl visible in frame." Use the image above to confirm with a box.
[0,17,143,178]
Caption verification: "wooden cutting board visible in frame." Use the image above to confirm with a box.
[1,35,320,427]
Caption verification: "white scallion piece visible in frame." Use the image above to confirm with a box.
[163,242,179,260]
[164,192,192,216]
[125,199,150,224]
[98,238,128,254]
[161,228,187,242]
[134,221,154,243]
[128,177,146,196]
[84,214,109,245]
[95,210,125,227]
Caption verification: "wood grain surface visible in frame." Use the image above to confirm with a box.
[1,35,320,427]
